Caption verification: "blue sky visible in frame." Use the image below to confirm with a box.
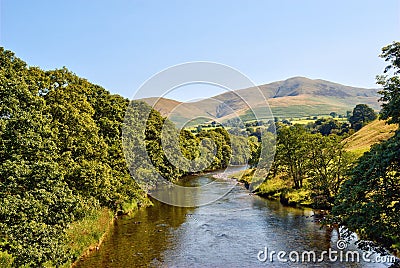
[1,0,399,101]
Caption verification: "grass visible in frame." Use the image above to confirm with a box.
[270,105,339,118]
[67,208,115,266]
[282,187,313,207]
[256,175,289,198]
[230,169,313,207]
[289,116,348,125]
[343,119,397,156]
[0,208,116,268]
[229,169,252,184]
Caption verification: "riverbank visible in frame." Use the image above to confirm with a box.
[230,168,400,263]
[68,208,115,268]
[69,198,152,268]
[229,169,317,209]
[0,208,121,268]
[73,169,333,267]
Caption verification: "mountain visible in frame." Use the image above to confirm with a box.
[142,77,381,126]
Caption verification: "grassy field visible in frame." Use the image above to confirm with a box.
[343,119,397,157]
[290,116,348,125]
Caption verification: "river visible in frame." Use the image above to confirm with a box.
[76,167,393,267]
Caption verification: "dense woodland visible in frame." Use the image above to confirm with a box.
[0,41,399,267]
[0,48,146,266]
[0,48,259,266]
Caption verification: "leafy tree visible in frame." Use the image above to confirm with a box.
[332,41,400,253]
[307,134,354,208]
[0,48,147,266]
[0,48,79,266]
[348,104,377,130]
[332,134,400,250]
[247,136,260,168]
[377,41,400,124]
[306,118,349,136]
[197,128,232,170]
[276,125,309,189]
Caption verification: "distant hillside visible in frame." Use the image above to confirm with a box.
[344,119,397,156]
[142,77,380,125]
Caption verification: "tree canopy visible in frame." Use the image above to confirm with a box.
[348,104,377,130]
[331,41,400,254]
[0,48,148,266]
[0,47,262,266]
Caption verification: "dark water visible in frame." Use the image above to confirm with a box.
[76,168,392,267]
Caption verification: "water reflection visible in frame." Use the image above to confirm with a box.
[75,199,193,267]
[76,168,389,267]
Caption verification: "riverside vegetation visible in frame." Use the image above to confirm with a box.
[236,42,400,258]
[0,41,399,267]
[0,47,258,267]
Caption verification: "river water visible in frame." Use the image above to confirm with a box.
[76,167,392,267]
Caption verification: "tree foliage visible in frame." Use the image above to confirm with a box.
[0,48,147,266]
[0,47,262,266]
[276,125,309,189]
[377,41,400,125]
[307,134,354,208]
[332,134,400,250]
[348,104,377,130]
[306,118,350,136]
[273,125,352,208]
[332,41,400,253]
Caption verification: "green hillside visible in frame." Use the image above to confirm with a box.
[344,119,398,156]
[142,77,380,125]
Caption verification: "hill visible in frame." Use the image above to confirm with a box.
[344,119,398,156]
[142,77,380,126]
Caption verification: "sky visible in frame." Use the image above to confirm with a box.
[1,0,399,101]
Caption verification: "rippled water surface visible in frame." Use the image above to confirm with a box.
[76,167,390,267]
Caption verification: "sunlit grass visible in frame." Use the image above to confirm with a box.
[66,208,114,263]
[256,176,289,198]
[344,119,397,154]
[283,188,313,206]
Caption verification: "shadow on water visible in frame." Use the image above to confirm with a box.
[75,197,194,268]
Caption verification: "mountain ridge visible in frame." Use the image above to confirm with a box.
[142,77,381,125]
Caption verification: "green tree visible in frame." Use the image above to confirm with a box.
[307,134,354,208]
[377,41,400,124]
[197,128,232,170]
[348,104,377,130]
[0,48,147,266]
[332,135,400,250]
[332,41,400,253]
[276,125,309,189]
[0,48,79,266]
